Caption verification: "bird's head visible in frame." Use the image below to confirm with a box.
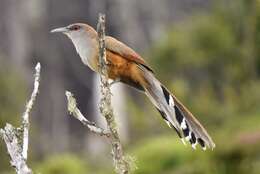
[51,23,97,42]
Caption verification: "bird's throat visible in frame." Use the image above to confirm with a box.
[70,34,99,72]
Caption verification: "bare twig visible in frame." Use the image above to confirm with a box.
[65,91,110,137]
[22,62,41,160]
[0,62,41,174]
[97,13,130,174]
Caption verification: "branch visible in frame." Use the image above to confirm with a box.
[97,13,130,174]
[65,91,110,137]
[0,62,41,174]
[22,62,41,160]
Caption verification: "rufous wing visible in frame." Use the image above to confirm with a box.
[105,36,153,72]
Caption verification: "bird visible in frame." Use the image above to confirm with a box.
[51,23,215,150]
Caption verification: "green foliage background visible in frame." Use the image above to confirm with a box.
[1,0,260,173]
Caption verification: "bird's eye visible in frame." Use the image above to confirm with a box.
[70,25,80,31]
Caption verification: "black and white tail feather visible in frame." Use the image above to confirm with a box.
[139,65,215,150]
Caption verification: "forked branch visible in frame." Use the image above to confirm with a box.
[97,13,130,174]
[0,62,41,174]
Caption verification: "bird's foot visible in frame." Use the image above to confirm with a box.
[108,79,120,87]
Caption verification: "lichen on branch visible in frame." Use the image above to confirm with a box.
[97,13,130,174]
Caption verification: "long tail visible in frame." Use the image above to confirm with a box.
[139,65,215,150]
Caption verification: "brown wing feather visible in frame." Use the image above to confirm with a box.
[105,36,153,72]
[106,50,146,91]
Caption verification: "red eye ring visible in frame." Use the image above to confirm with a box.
[70,25,80,31]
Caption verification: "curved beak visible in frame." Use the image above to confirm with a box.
[50,27,69,33]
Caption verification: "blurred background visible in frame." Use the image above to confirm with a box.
[0,0,260,173]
